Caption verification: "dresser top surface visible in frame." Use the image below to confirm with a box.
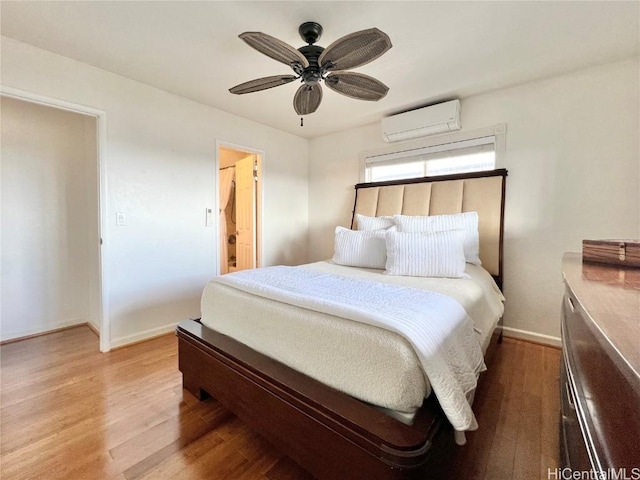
[562,252,640,380]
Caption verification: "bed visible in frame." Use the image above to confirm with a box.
[177,168,508,479]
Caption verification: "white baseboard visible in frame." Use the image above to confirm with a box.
[502,326,561,348]
[109,322,179,350]
[0,318,87,343]
[86,321,100,336]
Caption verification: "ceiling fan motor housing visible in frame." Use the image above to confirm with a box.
[297,45,325,85]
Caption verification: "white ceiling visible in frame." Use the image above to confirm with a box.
[1,1,638,139]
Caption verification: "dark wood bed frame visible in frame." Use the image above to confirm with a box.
[177,169,508,479]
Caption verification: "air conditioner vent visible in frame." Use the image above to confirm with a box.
[382,100,461,143]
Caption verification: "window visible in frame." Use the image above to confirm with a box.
[362,126,504,183]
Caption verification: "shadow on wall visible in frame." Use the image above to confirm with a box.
[307,185,357,263]
[272,230,310,266]
[110,295,203,346]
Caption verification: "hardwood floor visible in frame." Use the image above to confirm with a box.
[0,326,561,480]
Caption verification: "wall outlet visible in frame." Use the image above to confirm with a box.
[116,212,126,226]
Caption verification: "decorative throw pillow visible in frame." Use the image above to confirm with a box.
[384,230,466,278]
[332,226,387,269]
[393,212,481,265]
[354,213,395,231]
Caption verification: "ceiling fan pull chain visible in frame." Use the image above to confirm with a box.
[300,117,304,127]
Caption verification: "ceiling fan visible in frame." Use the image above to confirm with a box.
[229,22,392,119]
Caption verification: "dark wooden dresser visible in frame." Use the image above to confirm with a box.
[560,253,640,474]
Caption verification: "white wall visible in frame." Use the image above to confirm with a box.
[1,96,100,340]
[308,58,640,343]
[1,37,309,348]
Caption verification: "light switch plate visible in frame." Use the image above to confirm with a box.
[116,212,126,226]
[205,208,213,227]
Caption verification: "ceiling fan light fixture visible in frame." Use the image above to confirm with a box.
[229,22,392,120]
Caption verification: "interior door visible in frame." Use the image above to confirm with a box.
[235,154,256,271]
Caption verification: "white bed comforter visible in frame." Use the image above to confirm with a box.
[215,265,486,432]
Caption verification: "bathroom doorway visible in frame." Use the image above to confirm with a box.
[217,144,262,274]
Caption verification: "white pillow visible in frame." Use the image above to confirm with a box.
[393,212,481,265]
[354,213,395,231]
[332,226,387,269]
[385,230,466,278]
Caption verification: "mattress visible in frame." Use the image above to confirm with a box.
[200,261,504,416]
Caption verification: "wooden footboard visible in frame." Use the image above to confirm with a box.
[177,319,448,480]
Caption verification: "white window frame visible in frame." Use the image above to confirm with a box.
[359,124,507,183]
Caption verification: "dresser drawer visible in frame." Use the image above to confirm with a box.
[559,355,590,471]
[561,286,640,471]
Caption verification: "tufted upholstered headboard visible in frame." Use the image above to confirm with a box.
[351,169,508,288]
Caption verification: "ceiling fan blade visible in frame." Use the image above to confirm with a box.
[229,75,298,95]
[319,28,392,71]
[325,72,389,101]
[293,84,323,115]
[239,32,309,69]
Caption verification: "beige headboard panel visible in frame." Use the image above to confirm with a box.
[352,169,507,286]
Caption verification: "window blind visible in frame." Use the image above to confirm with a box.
[364,135,496,182]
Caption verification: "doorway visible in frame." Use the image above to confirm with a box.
[217,144,262,274]
[1,95,104,350]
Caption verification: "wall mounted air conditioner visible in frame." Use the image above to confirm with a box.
[381,99,461,143]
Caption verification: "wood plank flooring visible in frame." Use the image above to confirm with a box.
[0,326,561,479]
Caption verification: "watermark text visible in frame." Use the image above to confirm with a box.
[548,468,640,480]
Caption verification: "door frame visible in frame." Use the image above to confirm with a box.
[0,86,111,352]
[215,140,264,276]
